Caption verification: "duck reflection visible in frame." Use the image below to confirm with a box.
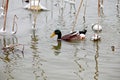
[30,30,47,80]
[0,36,24,80]
[52,40,61,56]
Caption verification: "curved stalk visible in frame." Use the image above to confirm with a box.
[12,15,18,34]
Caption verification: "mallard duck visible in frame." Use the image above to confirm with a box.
[50,29,87,42]
[92,23,102,32]
[24,0,48,11]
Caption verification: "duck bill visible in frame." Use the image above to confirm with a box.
[50,32,56,38]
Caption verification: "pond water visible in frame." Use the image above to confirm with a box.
[0,0,120,80]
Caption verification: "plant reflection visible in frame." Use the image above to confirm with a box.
[1,37,24,55]
[32,11,39,29]
[30,30,47,80]
[0,36,24,80]
[50,0,53,18]
[94,41,99,80]
[73,45,84,80]
[28,7,39,29]
[64,0,76,14]
[52,40,61,56]
[58,1,65,27]
[116,0,120,17]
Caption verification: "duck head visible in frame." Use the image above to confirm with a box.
[50,29,62,40]
[79,29,87,34]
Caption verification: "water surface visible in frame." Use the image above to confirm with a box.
[0,0,120,80]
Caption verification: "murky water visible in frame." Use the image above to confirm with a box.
[0,0,120,80]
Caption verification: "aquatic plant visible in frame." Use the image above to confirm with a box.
[24,0,48,11]
[72,0,83,32]
[12,15,18,34]
[2,43,24,54]
[0,0,18,35]
[91,0,104,41]
[2,0,9,33]
[0,0,5,17]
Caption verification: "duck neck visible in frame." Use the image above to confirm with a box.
[57,33,62,40]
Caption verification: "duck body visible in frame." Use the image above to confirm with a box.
[61,33,81,41]
[51,29,87,42]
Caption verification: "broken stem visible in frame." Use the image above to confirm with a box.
[98,0,100,17]
[3,0,9,31]
[12,15,18,34]
[83,0,87,24]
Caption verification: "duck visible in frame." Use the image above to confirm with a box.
[50,29,87,42]
[24,0,48,11]
[92,23,102,32]
[91,34,101,41]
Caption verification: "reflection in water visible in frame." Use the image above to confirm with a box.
[94,41,99,80]
[56,0,77,28]
[111,46,115,52]
[58,0,65,27]
[1,36,24,56]
[100,0,104,17]
[64,0,76,14]
[28,9,39,29]
[0,36,24,80]
[50,0,54,19]
[73,41,100,80]
[73,45,84,80]
[52,40,61,56]
[116,0,120,17]
[32,11,38,29]
[30,30,47,80]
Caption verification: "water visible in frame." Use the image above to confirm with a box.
[0,0,120,80]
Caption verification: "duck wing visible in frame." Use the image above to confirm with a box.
[61,33,80,41]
